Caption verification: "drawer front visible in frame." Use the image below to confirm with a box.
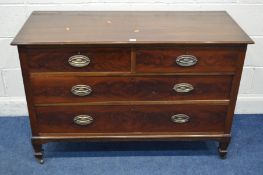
[36,104,227,133]
[26,47,131,72]
[31,75,233,104]
[136,47,242,73]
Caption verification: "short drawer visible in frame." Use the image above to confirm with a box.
[31,75,233,104]
[36,104,227,133]
[26,47,131,72]
[136,46,244,73]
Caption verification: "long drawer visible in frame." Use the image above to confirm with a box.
[136,46,242,73]
[25,47,131,72]
[31,75,233,104]
[36,104,227,133]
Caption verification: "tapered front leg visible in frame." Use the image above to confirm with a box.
[31,139,44,164]
[218,139,230,159]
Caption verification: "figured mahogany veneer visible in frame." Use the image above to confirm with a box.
[26,47,131,72]
[12,11,253,163]
[31,75,233,104]
[136,46,242,73]
[36,105,227,133]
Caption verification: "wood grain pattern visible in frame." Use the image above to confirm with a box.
[136,46,245,73]
[17,46,40,135]
[12,11,254,161]
[24,47,131,72]
[11,11,253,45]
[34,100,230,107]
[36,104,227,133]
[224,46,247,134]
[31,75,233,104]
[32,134,231,144]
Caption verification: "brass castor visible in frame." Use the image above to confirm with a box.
[36,158,44,164]
[218,140,230,159]
[218,147,227,159]
[32,140,44,164]
[34,151,44,164]
[39,159,44,164]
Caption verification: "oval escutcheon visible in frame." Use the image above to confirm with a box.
[68,54,90,67]
[171,114,190,124]
[71,84,92,96]
[73,115,94,125]
[173,83,194,93]
[176,55,198,67]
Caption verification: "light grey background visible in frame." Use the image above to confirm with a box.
[0,0,263,116]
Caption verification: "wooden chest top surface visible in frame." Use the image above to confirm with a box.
[11,11,253,45]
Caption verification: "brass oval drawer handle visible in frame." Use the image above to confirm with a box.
[171,114,190,123]
[176,55,198,67]
[68,54,90,67]
[173,83,194,93]
[71,85,92,96]
[73,115,94,125]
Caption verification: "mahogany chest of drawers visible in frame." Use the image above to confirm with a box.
[12,11,254,163]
